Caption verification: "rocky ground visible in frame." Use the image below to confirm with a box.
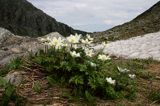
[1,27,160,66]
[0,28,64,65]
[0,28,42,65]
[94,31,160,61]
[1,56,160,106]
[0,27,160,105]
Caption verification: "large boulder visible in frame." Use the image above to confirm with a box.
[0,27,63,65]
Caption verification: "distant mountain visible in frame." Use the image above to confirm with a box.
[93,1,160,41]
[0,0,86,37]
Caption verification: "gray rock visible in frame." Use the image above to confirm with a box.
[0,28,14,44]
[11,48,22,54]
[4,71,25,86]
[0,28,64,65]
[41,32,65,39]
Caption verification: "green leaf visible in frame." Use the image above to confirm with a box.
[69,75,84,85]
[78,64,87,72]
[5,84,15,97]
[105,86,118,99]
[85,90,94,102]
[46,76,56,86]
[60,61,72,71]
[0,76,7,87]
[33,82,42,93]
[1,84,15,106]
[88,77,96,89]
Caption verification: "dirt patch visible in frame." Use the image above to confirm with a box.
[16,69,70,106]
[148,64,160,75]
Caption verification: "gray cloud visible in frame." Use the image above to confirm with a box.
[28,0,159,32]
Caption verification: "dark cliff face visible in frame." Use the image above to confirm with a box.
[0,0,86,37]
[93,1,160,41]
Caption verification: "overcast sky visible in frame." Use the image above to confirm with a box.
[28,0,159,32]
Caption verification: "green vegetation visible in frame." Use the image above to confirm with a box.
[33,81,42,93]
[0,77,25,105]
[23,34,137,103]
[0,58,23,76]
[29,47,136,102]
[0,58,25,105]
[0,34,159,105]
[149,89,160,103]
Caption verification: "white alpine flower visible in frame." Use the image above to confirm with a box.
[82,46,87,51]
[102,42,107,48]
[72,44,78,49]
[117,67,130,73]
[86,34,94,41]
[81,38,92,45]
[67,34,81,43]
[70,51,80,57]
[98,54,111,61]
[48,37,64,49]
[106,77,116,85]
[90,62,96,67]
[63,43,68,47]
[128,74,136,79]
[85,49,94,57]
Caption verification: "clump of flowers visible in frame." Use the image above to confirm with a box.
[129,74,136,79]
[85,48,94,57]
[70,51,80,57]
[117,66,130,73]
[66,34,81,43]
[32,33,137,101]
[48,37,64,49]
[106,77,116,85]
[81,34,93,45]
[98,54,111,61]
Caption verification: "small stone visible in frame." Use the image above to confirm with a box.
[11,48,21,53]
[4,71,24,86]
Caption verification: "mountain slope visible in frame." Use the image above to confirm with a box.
[93,1,160,41]
[0,0,86,37]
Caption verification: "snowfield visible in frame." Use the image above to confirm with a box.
[94,31,160,61]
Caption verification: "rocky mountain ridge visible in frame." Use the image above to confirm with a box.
[93,1,160,41]
[0,0,86,37]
